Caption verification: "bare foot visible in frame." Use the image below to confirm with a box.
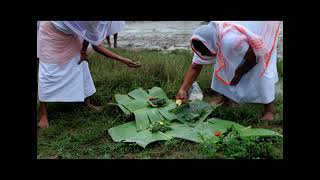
[86,103,103,112]
[262,102,276,121]
[209,94,227,105]
[38,114,49,129]
[217,96,235,108]
[261,111,275,121]
[210,98,225,106]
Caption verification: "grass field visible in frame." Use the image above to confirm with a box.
[37,49,283,159]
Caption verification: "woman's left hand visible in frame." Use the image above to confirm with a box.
[78,51,89,65]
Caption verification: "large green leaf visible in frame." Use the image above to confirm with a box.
[194,121,222,141]
[158,100,177,121]
[134,111,151,131]
[147,109,164,125]
[115,94,150,115]
[114,87,178,123]
[108,121,172,148]
[115,94,133,105]
[208,118,282,137]
[240,128,283,138]
[108,121,138,142]
[171,100,214,126]
[128,88,150,100]
[192,107,213,127]
[165,118,283,143]
[165,121,228,143]
[108,119,282,148]
[122,99,149,112]
[114,95,133,115]
[207,118,246,130]
[124,130,172,148]
[117,104,131,115]
[148,87,169,100]
[165,123,203,143]
[109,87,282,148]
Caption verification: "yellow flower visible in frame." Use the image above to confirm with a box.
[176,99,182,106]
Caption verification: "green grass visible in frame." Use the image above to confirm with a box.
[37,49,283,159]
[277,58,283,76]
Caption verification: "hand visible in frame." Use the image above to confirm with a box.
[124,59,141,68]
[176,89,188,100]
[230,71,243,86]
[78,51,89,65]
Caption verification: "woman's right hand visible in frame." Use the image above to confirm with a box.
[92,45,141,68]
[124,59,141,68]
[176,89,188,100]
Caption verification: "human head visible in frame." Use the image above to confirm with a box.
[190,21,218,60]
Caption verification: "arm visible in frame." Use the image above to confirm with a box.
[230,46,257,85]
[92,45,140,67]
[81,40,89,54]
[78,40,90,64]
[238,46,257,74]
[176,63,203,100]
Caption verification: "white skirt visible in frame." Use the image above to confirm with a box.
[38,53,96,102]
[211,46,278,104]
[107,21,125,36]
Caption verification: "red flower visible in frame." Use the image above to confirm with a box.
[214,131,221,136]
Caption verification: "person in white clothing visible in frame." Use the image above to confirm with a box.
[176,21,280,121]
[105,21,125,48]
[37,21,140,129]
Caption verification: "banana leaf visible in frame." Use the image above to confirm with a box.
[108,119,282,148]
[108,121,138,142]
[165,118,282,143]
[114,95,132,115]
[148,87,169,100]
[122,99,149,112]
[115,94,133,104]
[117,104,131,115]
[171,100,215,126]
[147,108,165,124]
[109,87,282,148]
[207,118,246,130]
[239,128,283,138]
[108,121,172,148]
[208,118,282,137]
[165,122,204,143]
[128,88,150,100]
[134,110,151,131]
[165,120,231,143]
[124,130,172,148]
[114,87,177,131]
[157,100,178,121]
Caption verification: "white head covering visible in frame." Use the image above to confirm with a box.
[63,21,112,46]
[190,21,218,60]
[191,21,280,85]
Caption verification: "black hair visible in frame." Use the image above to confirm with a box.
[191,39,212,56]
